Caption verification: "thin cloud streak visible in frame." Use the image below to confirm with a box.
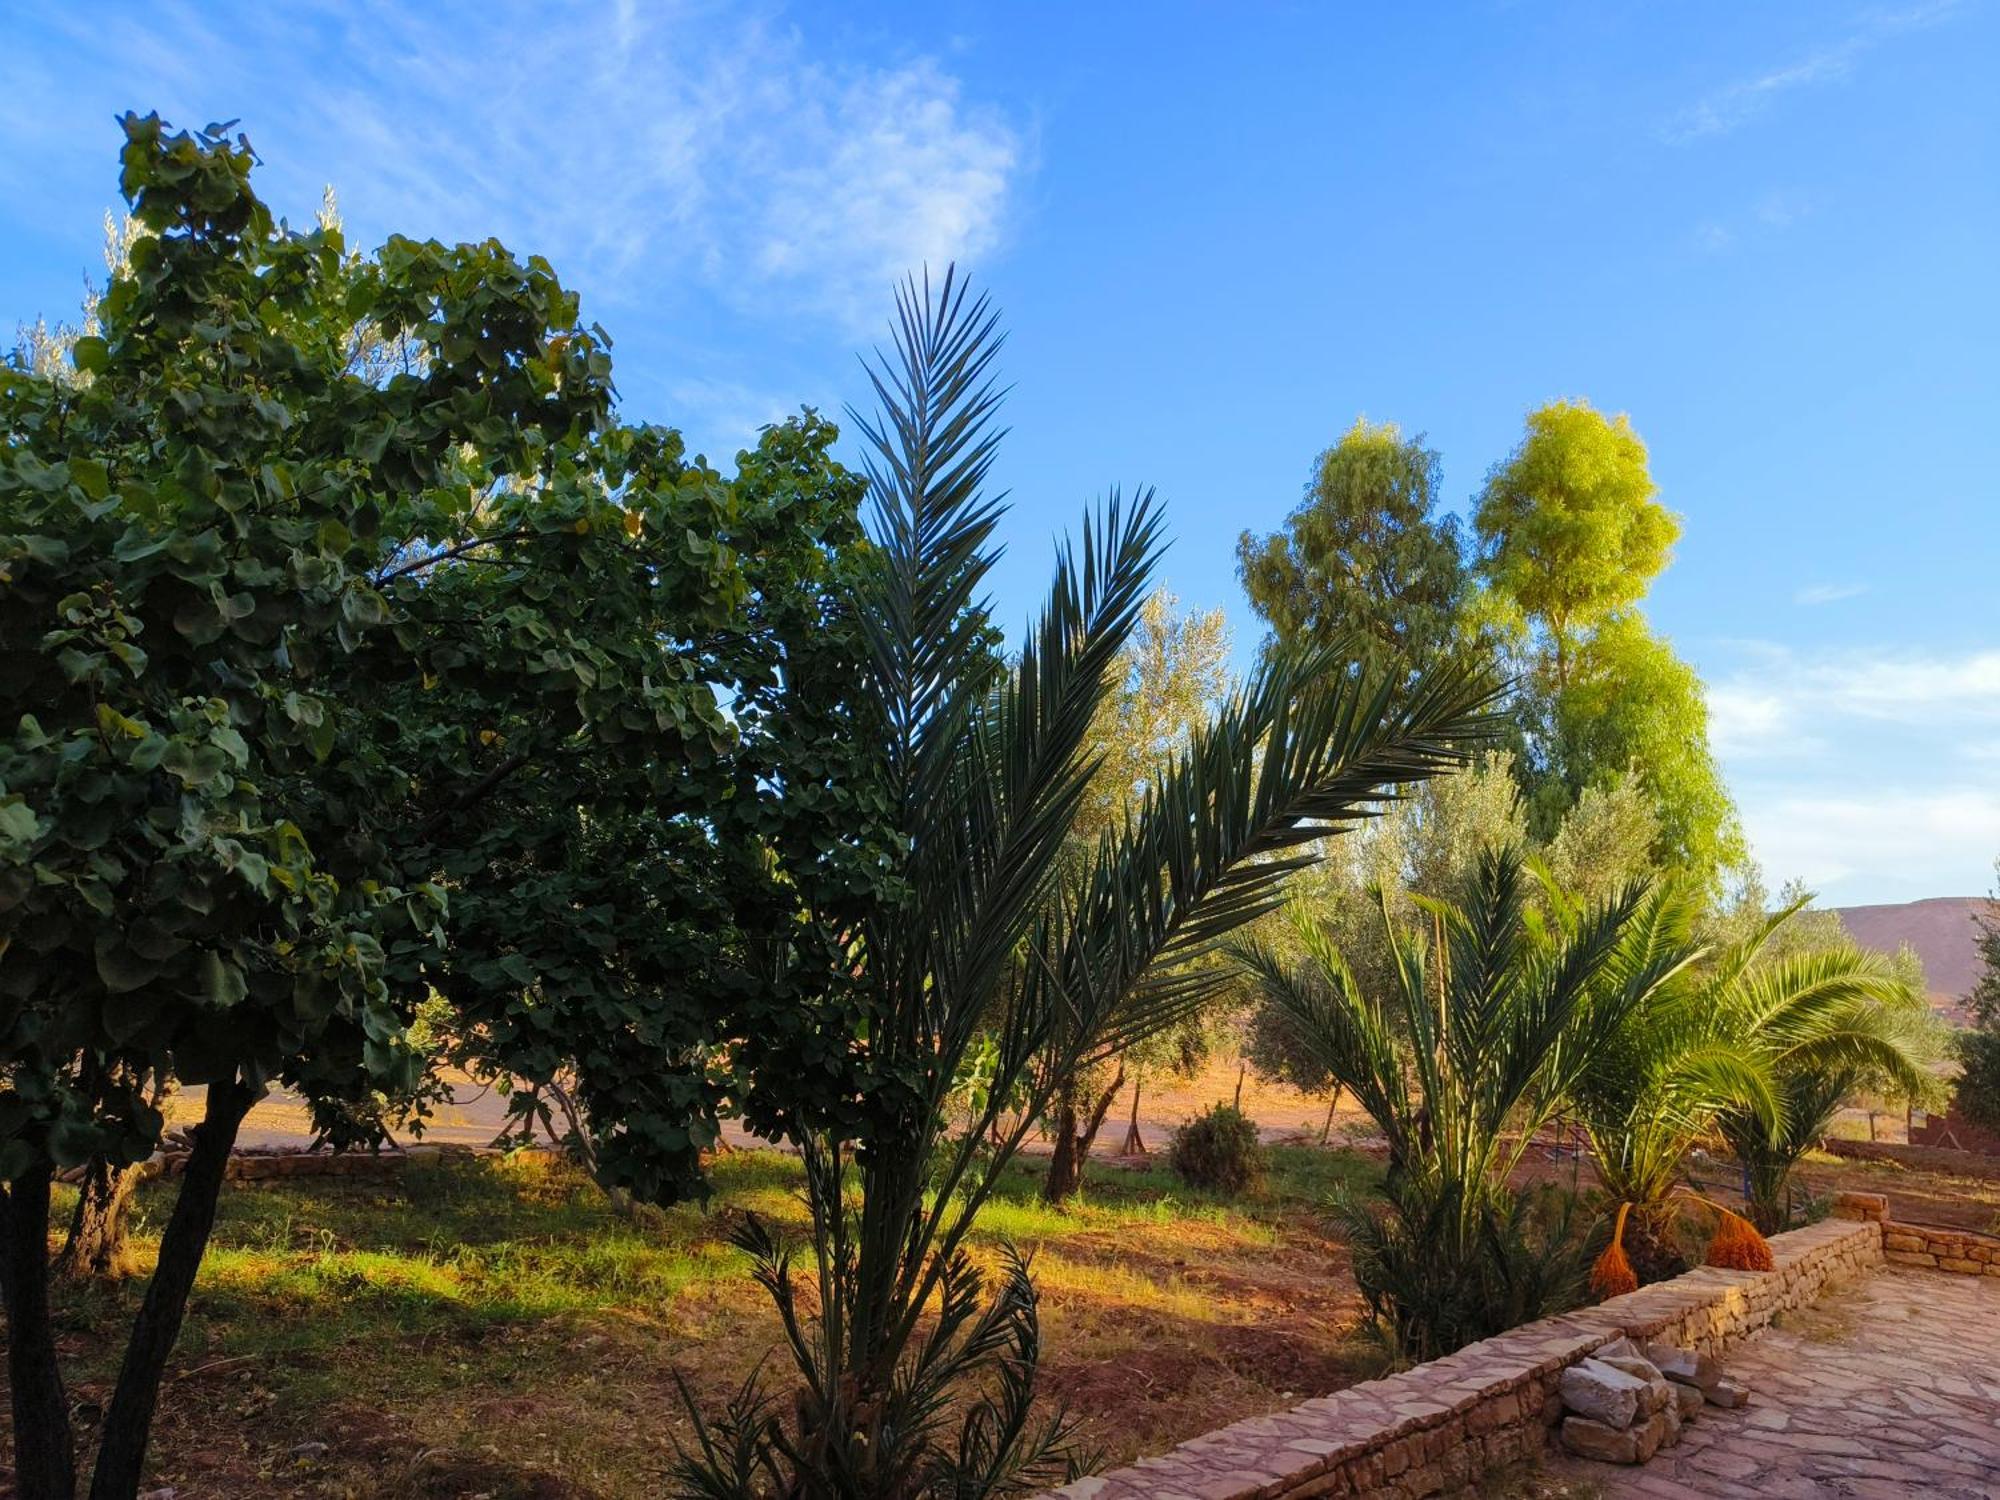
[1736,784,2000,897]
[1660,1,1967,143]
[1711,643,2000,759]
[1794,582,1868,605]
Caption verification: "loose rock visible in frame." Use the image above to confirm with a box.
[1601,1354,1672,1415]
[1674,1381,1705,1420]
[1646,1341,1722,1393]
[1633,1408,1671,1462]
[1562,1415,1641,1464]
[1706,1376,1751,1409]
[1560,1357,1649,1429]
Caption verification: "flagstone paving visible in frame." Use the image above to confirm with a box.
[1548,1265,2000,1498]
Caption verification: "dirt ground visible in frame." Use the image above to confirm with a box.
[28,1061,2000,1498]
[3,1147,1379,1499]
[197,1056,1358,1155]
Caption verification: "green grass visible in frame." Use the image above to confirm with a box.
[29,1143,1386,1497]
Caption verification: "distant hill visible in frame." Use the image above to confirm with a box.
[1835,896,1992,1025]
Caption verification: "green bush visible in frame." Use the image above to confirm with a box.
[1338,1177,1586,1363]
[1169,1104,1266,1195]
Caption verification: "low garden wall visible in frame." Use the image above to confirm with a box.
[1883,1221,2000,1275]
[1041,1217,1883,1500]
[1828,1189,2000,1277]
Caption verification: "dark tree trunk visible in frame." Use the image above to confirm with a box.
[1041,1069,1123,1205]
[1318,1088,1342,1144]
[1119,1076,1147,1157]
[1625,1202,1690,1287]
[0,1164,78,1500]
[87,1079,256,1500]
[56,1159,143,1281]
[1232,1063,1245,1111]
[1044,1095,1082,1203]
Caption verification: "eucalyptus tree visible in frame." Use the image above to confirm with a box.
[1237,417,1473,673]
[1234,847,1694,1359]
[673,273,1503,1499]
[1473,401,1740,884]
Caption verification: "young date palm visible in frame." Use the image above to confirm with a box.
[1712,946,1938,1232]
[671,272,1502,1499]
[1233,848,1695,1360]
[1577,902,1933,1279]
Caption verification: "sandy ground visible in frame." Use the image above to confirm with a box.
[173,1057,1365,1154]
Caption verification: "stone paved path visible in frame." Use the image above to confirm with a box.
[1549,1266,2000,1498]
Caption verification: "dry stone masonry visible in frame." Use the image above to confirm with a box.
[1040,1217,1883,1500]
[1551,1336,1745,1468]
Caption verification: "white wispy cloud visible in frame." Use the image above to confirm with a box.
[1794,582,1868,606]
[1740,785,2000,896]
[12,0,1024,333]
[663,377,800,456]
[1711,643,2000,758]
[1661,1,1966,144]
[1714,642,2000,899]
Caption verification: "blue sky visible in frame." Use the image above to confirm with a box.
[4,1,1997,905]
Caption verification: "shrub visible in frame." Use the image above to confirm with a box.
[1170,1104,1266,1194]
[1338,1178,1586,1364]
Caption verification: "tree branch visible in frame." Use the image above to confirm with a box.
[374,529,528,587]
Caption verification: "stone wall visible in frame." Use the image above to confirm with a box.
[1883,1221,2000,1276]
[1908,1102,2000,1156]
[1041,1218,1883,1500]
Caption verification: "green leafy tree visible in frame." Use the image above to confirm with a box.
[1237,417,1473,671]
[0,116,862,1500]
[1475,400,1677,686]
[1536,613,1744,880]
[1475,401,1740,887]
[1544,769,1661,903]
[0,115,597,1499]
[671,272,1502,1499]
[356,411,875,1209]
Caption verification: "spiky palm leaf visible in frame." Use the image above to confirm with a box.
[672,269,1504,1499]
[1577,900,1936,1260]
[1711,945,1937,1230]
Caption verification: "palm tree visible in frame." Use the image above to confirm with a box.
[1577,901,1935,1278]
[670,271,1502,1499]
[1233,848,1693,1360]
[1713,947,1939,1232]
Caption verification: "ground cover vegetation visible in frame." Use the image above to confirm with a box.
[1,116,1959,1500]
